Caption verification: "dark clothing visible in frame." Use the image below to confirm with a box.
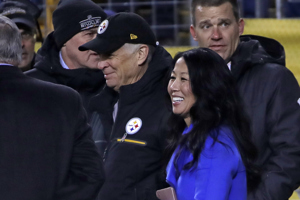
[25,33,106,154]
[25,32,105,117]
[90,46,172,200]
[231,35,300,200]
[0,65,105,200]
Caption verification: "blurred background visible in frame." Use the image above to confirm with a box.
[3,0,300,82]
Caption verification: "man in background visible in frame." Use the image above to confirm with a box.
[0,0,42,71]
[26,0,108,155]
[190,0,300,199]
[0,15,104,200]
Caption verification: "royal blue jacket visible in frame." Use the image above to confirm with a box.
[166,125,246,200]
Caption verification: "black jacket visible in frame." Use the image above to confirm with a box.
[231,35,300,200]
[25,32,106,117]
[0,65,105,200]
[90,46,173,200]
[25,33,106,154]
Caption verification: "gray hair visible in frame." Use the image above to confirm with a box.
[0,15,22,65]
[124,43,155,64]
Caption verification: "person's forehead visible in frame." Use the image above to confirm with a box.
[112,44,131,55]
[174,58,188,71]
[98,44,127,59]
[194,2,235,21]
[81,27,98,33]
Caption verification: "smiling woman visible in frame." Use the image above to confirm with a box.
[168,57,196,126]
[165,48,260,200]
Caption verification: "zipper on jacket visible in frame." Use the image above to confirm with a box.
[103,138,147,162]
[116,138,147,146]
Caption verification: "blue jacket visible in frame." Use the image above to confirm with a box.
[166,125,246,200]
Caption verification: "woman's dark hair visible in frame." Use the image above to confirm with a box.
[166,48,260,192]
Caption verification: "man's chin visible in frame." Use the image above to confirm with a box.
[18,61,29,69]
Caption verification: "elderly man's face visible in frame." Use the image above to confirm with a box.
[19,28,36,71]
[97,44,141,92]
[62,27,100,69]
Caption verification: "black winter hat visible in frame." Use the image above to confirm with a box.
[53,0,107,49]
[79,12,157,54]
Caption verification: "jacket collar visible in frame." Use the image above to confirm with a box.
[0,65,23,79]
[34,32,105,92]
[230,35,285,81]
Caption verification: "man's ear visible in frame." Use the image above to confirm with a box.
[137,45,149,66]
[238,18,245,36]
[190,25,198,41]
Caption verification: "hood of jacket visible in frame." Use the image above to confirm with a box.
[89,45,173,110]
[230,35,286,81]
[34,32,105,92]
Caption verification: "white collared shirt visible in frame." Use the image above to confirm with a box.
[59,51,69,69]
[0,63,13,66]
[113,101,119,122]
[227,61,231,71]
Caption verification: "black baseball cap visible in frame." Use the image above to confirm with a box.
[0,0,41,30]
[79,12,157,54]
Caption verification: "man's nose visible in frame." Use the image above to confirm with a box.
[211,27,222,40]
[21,39,25,48]
[98,60,107,70]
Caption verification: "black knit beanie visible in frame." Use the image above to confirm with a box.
[53,0,107,49]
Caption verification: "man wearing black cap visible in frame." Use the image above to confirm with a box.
[0,0,41,72]
[79,12,173,200]
[25,0,108,154]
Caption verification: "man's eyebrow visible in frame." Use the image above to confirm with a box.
[199,19,211,24]
[218,18,232,22]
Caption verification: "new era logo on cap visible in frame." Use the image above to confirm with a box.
[130,34,137,40]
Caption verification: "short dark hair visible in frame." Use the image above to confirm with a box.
[191,0,240,25]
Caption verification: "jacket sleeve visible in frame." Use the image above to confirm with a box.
[54,95,105,200]
[248,67,300,200]
[194,139,246,200]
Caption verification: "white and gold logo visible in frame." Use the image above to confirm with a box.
[126,118,142,135]
[98,19,109,34]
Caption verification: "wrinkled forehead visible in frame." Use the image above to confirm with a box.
[193,3,236,24]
